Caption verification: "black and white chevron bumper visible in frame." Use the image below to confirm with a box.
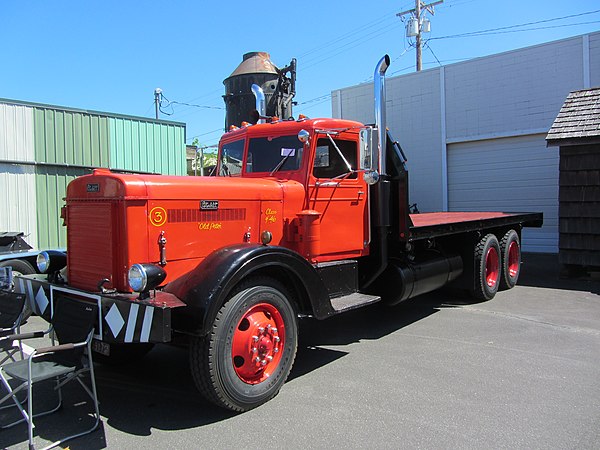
[12,276,185,344]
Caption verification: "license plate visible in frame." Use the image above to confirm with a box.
[92,339,110,356]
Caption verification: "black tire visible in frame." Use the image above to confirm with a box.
[472,234,501,301]
[499,230,521,290]
[93,343,155,365]
[0,259,35,320]
[0,259,36,276]
[190,277,298,412]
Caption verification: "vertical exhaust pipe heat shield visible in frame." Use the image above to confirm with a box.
[251,84,266,124]
[363,55,391,290]
[374,55,390,176]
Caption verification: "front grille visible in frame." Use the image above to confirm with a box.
[67,202,114,291]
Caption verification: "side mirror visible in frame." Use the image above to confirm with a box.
[360,127,378,170]
[298,129,310,144]
[364,170,380,185]
[361,128,380,184]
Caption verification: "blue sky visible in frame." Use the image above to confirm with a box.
[1,1,599,148]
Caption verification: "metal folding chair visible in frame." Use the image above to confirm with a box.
[0,296,100,450]
[0,290,28,365]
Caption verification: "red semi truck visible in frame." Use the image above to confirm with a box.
[6,56,542,411]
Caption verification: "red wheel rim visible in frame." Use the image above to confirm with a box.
[485,246,499,288]
[507,241,519,278]
[231,303,285,384]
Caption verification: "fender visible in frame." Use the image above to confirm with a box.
[165,244,332,336]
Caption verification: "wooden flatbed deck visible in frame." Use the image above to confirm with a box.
[408,211,543,240]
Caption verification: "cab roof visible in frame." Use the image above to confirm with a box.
[219,118,366,143]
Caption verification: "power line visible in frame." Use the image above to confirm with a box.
[186,127,224,143]
[425,42,442,66]
[300,21,401,71]
[430,8,600,40]
[429,20,600,40]
[167,100,224,110]
[297,94,332,106]
[296,4,413,60]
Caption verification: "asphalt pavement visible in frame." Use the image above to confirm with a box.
[2,253,599,449]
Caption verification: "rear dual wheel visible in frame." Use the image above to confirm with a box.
[472,230,521,300]
[190,277,298,412]
[499,229,521,290]
[473,234,501,300]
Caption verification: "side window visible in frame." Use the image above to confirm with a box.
[220,139,244,176]
[313,138,357,179]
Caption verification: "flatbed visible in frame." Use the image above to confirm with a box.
[409,211,543,240]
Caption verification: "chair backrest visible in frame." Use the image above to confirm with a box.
[53,296,98,343]
[0,291,26,330]
[51,296,98,366]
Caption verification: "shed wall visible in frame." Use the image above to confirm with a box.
[0,103,34,162]
[35,166,90,249]
[0,163,37,247]
[109,118,186,175]
[1,99,186,249]
[558,144,600,266]
[33,108,110,167]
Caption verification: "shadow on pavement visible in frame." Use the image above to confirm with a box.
[5,252,584,448]
[519,252,600,294]
[2,292,441,449]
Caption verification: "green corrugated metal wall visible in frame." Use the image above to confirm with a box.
[27,104,186,248]
[34,108,110,166]
[35,166,90,249]
[109,118,185,175]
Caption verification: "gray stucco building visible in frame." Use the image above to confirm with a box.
[333,32,600,253]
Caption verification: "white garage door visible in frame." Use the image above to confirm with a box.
[448,134,558,253]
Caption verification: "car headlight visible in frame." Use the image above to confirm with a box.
[128,264,166,294]
[36,250,67,274]
[37,252,50,273]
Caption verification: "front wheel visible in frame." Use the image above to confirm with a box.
[190,277,298,412]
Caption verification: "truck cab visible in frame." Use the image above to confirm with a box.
[217,118,374,262]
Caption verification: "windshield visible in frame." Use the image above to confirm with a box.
[246,135,304,173]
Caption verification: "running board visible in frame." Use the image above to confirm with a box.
[330,293,381,313]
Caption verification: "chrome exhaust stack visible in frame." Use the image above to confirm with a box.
[374,54,390,176]
[363,54,392,290]
[251,84,266,124]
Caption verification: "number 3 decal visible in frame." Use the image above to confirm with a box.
[149,207,167,227]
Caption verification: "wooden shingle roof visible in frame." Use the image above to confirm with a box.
[546,87,600,146]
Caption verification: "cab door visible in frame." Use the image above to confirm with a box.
[308,135,369,259]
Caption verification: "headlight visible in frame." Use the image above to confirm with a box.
[128,264,148,292]
[37,251,50,273]
[128,263,166,294]
[36,250,67,274]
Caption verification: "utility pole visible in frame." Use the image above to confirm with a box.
[397,0,443,71]
[154,88,162,120]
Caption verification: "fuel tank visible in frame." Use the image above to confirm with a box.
[377,252,464,305]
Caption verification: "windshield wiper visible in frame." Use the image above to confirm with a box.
[269,152,293,176]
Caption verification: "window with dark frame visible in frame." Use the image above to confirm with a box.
[313,138,357,179]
